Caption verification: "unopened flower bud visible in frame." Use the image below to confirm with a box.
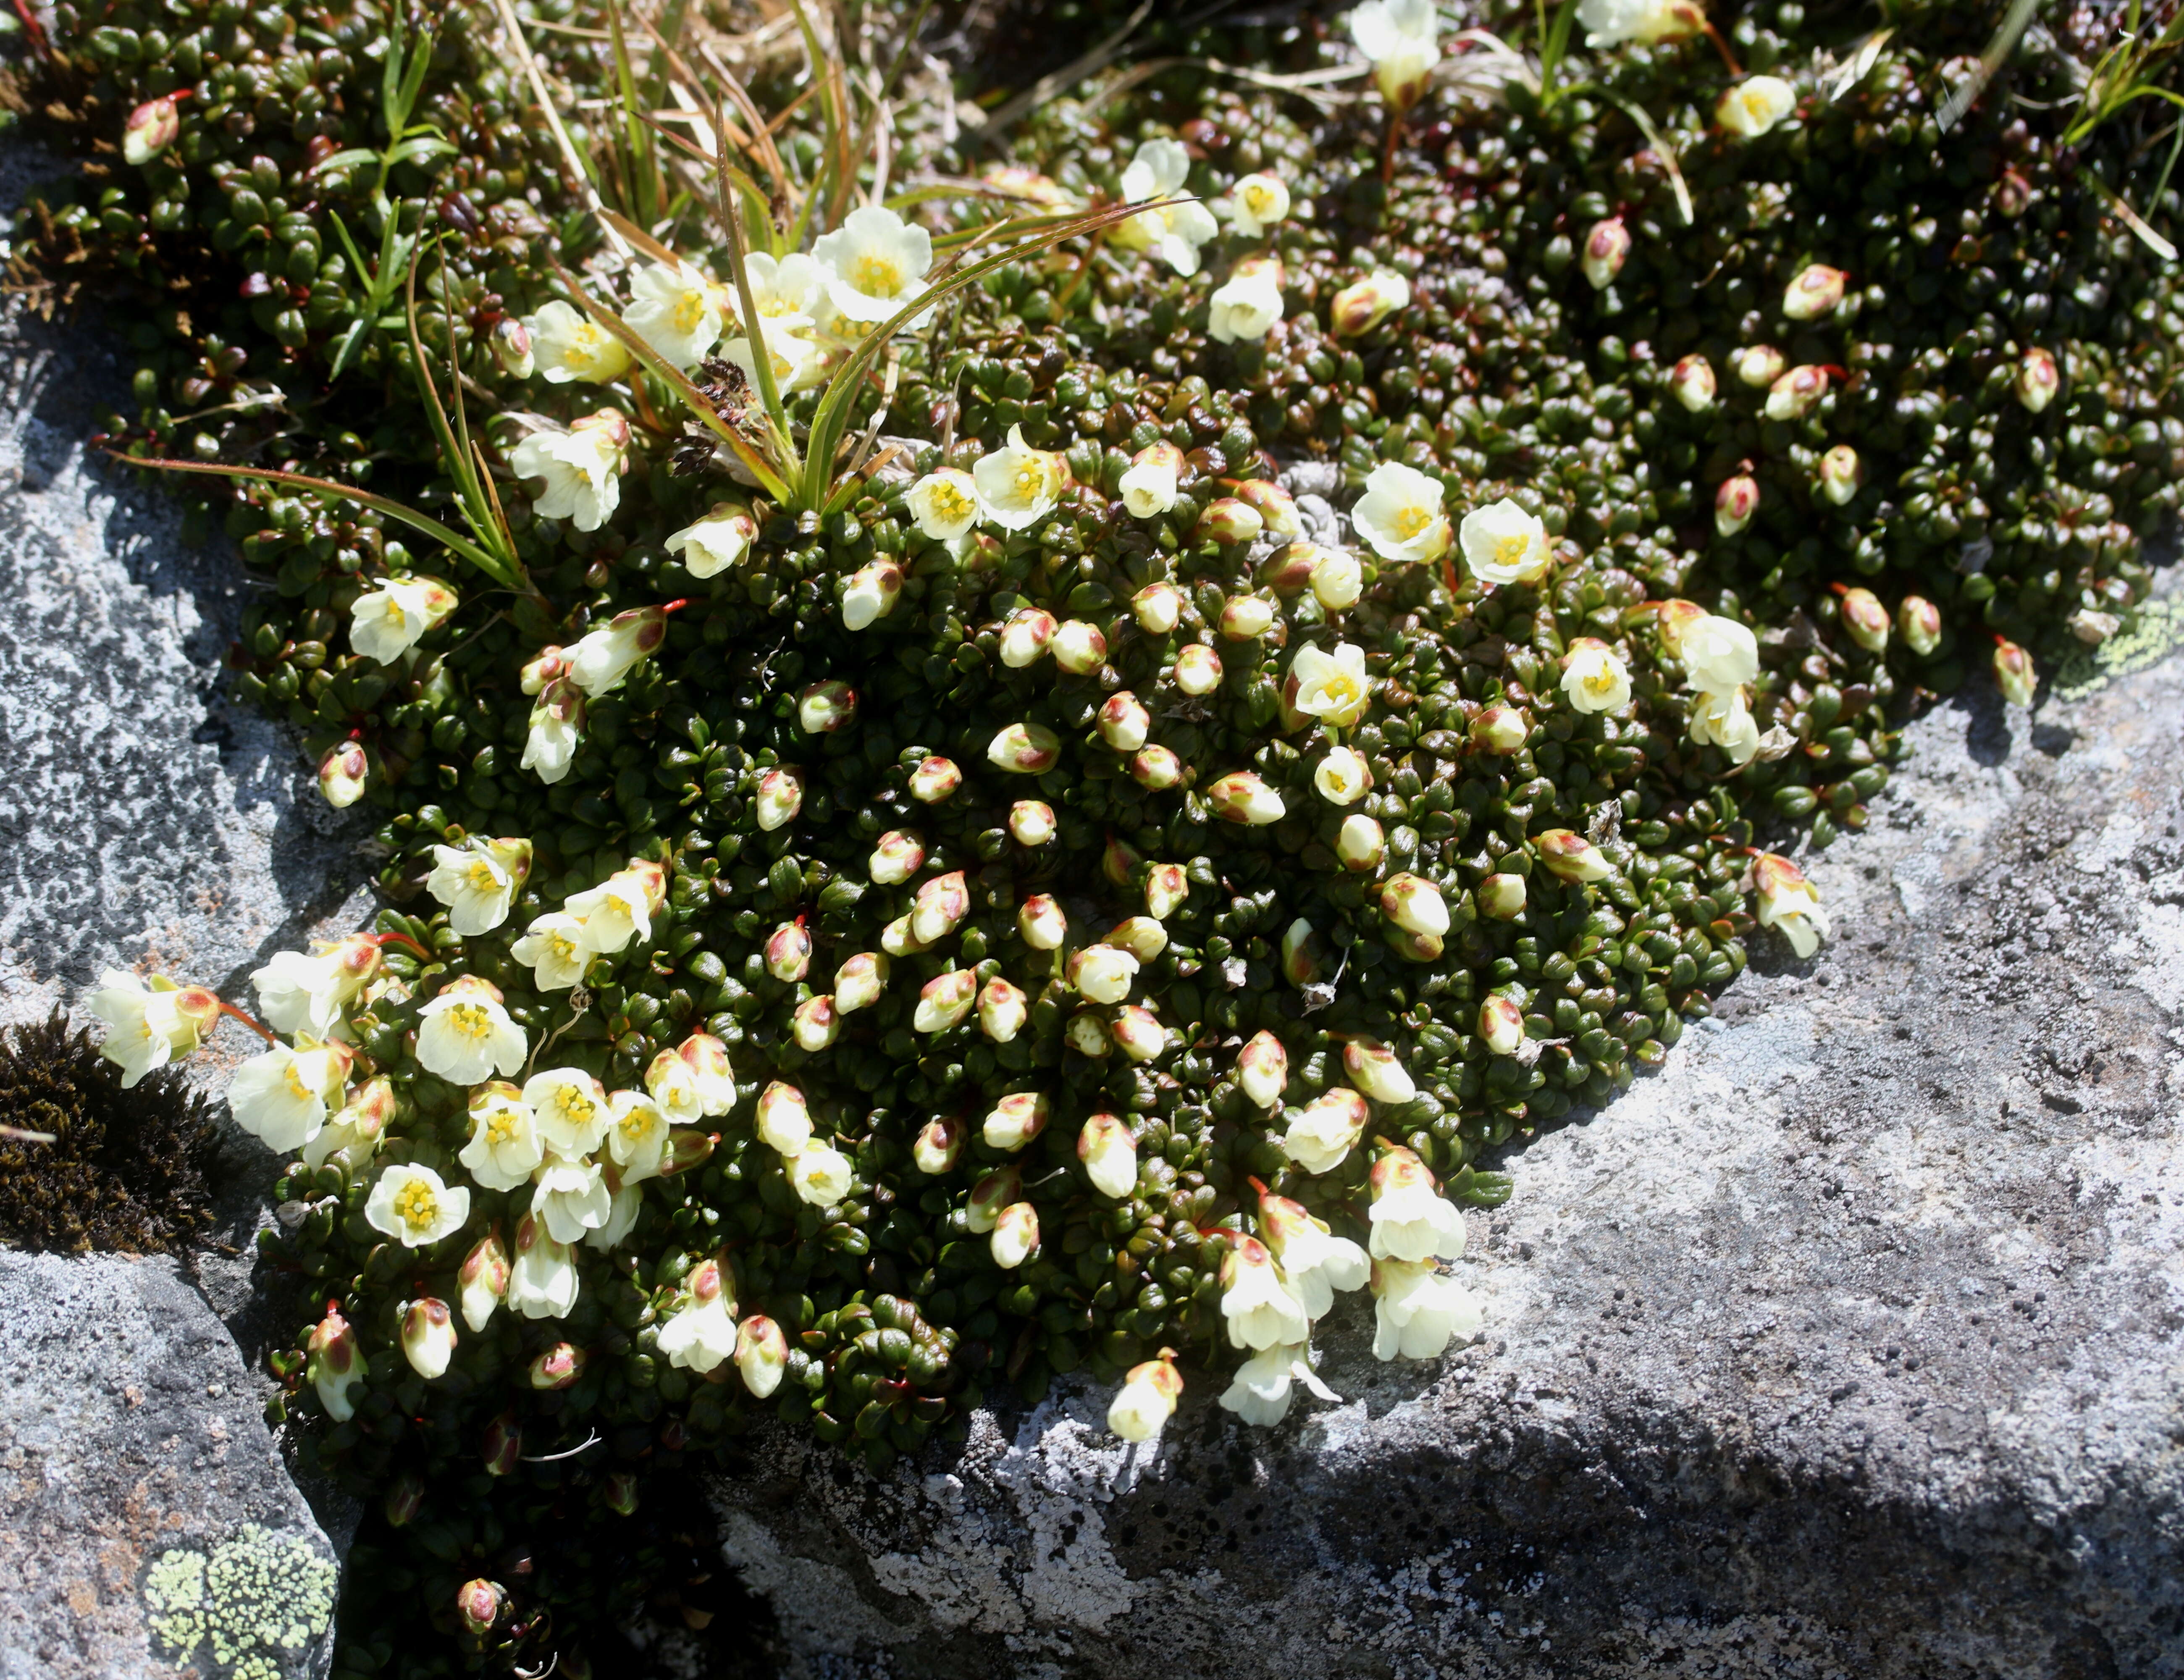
[1993,636,2037,706]
[869,829,924,886]
[520,646,566,695]
[457,1579,507,1639]
[1784,263,1848,321]
[1379,872,1449,937]
[735,1314,788,1398]
[755,766,804,831]
[987,722,1061,774]
[1669,354,1717,412]
[1132,581,1185,633]
[491,316,535,378]
[1236,1030,1289,1108]
[1818,444,1863,505]
[602,1471,640,1516]
[1009,800,1056,846]
[1067,1010,1114,1058]
[1283,1087,1369,1174]
[1345,1039,1417,1105]
[1098,691,1152,752]
[1078,1113,1138,1197]
[792,994,840,1051]
[1172,642,1223,695]
[1145,861,1190,919]
[793,679,856,735]
[1900,594,1942,656]
[835,951,888,1014]
[841,559,903,630]
[1310,547,1364,609]
[907,754,961,803]
[308,1304,364,1422]
[978,977,1028,1042]
[1838,586,1889,653]
[1103,832,1145,887]
[1131,746,1184,790]
[1219,594,1277,640]
[481,1410,522,1476]
[123,95,181,165]
[2070,607,2122,646]
[1019,894,1068,950]
[1121,443,1184,518]
[401,1297,458,1381]
[1272,917,1321,987]
[1716,473,1760,536]
[967,1165,1021,1234]
[914,1115,966,1175]
[914,970,977,1034]
[1330,269,1410,338]
[1336,813,1386,873]
[983,1088,1048,1153]
[1105,915,1169,963]
[1536,829,1614,882]
[1235,479,1302,539]
[384,1473,425,1529]
[1479,995,1525,1056]
[756,1081,812,1155]
[1070,944,1140,1005]
[1995,167,2034,218]
[1000,607,1058,668]
[529,1341,585,1390]
[1197,497,1265,547]
[318,741,368,808]
[1470,705,1528,753]
[1207,771,1285,826]
[911,871,970,945]
[764,921,812,982]
[992,1202,1040,1269]
[1053,619,1108,674]
[1478,872,1528,918]
[1731,344,1786,387]
[2017,349,2059,413]
[458,1229,512,1331]
[1764,365,1830,421]
[1581,218,1630,289]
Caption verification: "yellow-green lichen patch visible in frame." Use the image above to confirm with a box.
[2055,599,2184,701]
[142,1525,336,1679]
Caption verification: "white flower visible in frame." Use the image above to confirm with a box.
[509,1215,579,1319]
[1260,1193,1370,1320]
[756,1081,813,1155]
[533,1154,613,1244]
[1314,746,1373,805]
[621,260,725,368]
[786,1138,855,1210]
[87,971,220,1087]
[1282,1088,1369,1174]
[585,1178,643,1252]
[736,1315,789,1397]
[991,1202,1040,1269]
[1310,548,1363,610]
[349,575,457,664]
[366,1163,471,1248]
[1113,139,1221,276]
[1078,1114,1138,1198]
[522,678,584,785]
[512,911,589,992]
[604,1089,672,1185]
[984,1091,1050,1152]
[1208,257,1285,345]
[1219,1343,1342,1426]
[906,468,981,541]
[509,425,623,532]
[724,314,823,394]
[526,1067,612,1158]
[643,1046,704,1126]
[1228,172,1291,238]
[1107,1357,1183,1441]
[972,425,1065,532]
[251,935,379,1038]
[1351,0,1440,110]
[1289,640,1372,729]
[524,298,633,384]
[1560,637,1631,714]
[1352,461,1451,564]
[1366,1147,1467,1262]
[426,837,529,936]
[458,1082,546,1192]
[1221,1236,1313,1350]
[756,766,804,831]
[812,204,934,324]
[1680,613,1759,692]
[1329,269,1412,337]
[1371,1257,1483,1360]
[1069,944,1140,1005]
[1754,853,1830,958]
[229,1039,351,1153]
[1577,0,1705,48]
[567,604,669,697]
[658,1267,740,1373]
[841,559,904,630]
[401,1297,459,1381]
[665,505,757,578]
[1717,75,1798,139]
[731,250,824,325]
[415,976,528,1084]
[565,862,663,955]
[676,1034,736,1116]
[1457,498,1553,586]
[1689,686,1760,764]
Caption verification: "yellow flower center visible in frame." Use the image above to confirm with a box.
[1742,91,1771,121]
[854,252,904,297]
[464,860,501,892]
[672,289,710,333]
[1493,532,1531,568]
[1011,463,1045,501]
[445,1002,492,1042]
[1242,183,1277,217]
[382,598,408,627]
[567,324,606,370]
[550,933,579,964]
[620,1108,657,1144]
[931,483,974,522]
[486,1108,521,1146]
[283,1060,315,1101]
[1317,672,1363,709]
[394,1180,440,1232]
[1394,504,1431,540]
[556,1089,596,1130]
[1583,664,1616,695]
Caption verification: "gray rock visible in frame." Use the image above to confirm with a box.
[710,632,2184,1677]
[0,1250,341,1680]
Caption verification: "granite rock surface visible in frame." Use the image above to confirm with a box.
[709,630,2184,1679]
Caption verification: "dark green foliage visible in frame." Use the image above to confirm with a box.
[0,1010,219,1254]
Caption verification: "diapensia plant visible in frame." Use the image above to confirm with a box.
[38,0,2176,1671]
